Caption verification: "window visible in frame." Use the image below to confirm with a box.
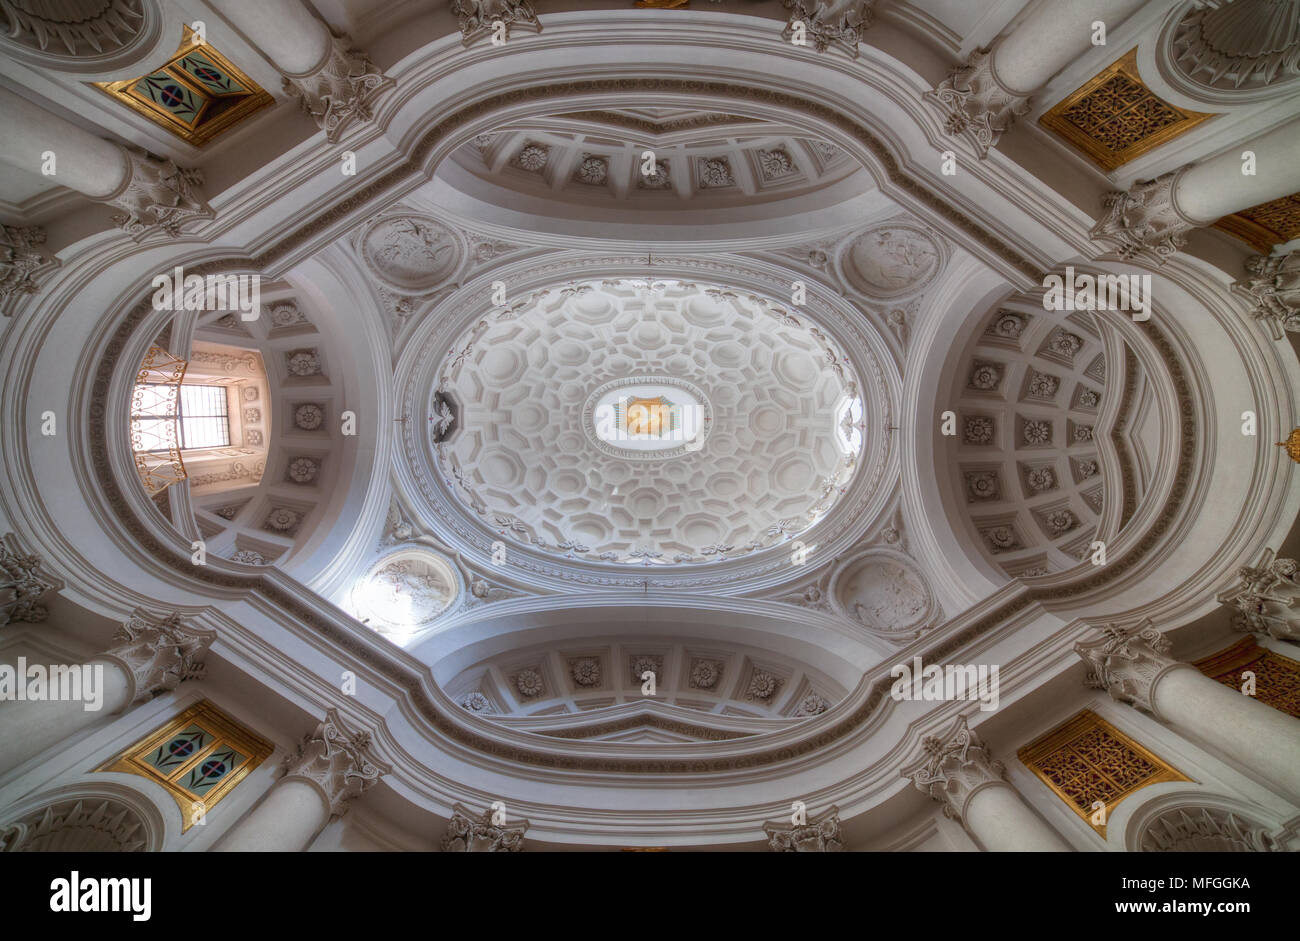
[133,383,230,451]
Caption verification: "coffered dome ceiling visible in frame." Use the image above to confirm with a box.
[433,278,863,566]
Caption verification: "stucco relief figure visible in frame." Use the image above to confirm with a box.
[847,227,940,296]
[841,557,931,633]
[359,556,458,630]
[363,217,458,290]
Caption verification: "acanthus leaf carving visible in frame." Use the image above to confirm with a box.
[900,715,1006,824]
[282,32,393,143]
[280,708,391,820]
[440,802,527,851]
[100,609,215,707]
[925,47,1031,157]
[1074,620,1191,717]
[99,145,213,239]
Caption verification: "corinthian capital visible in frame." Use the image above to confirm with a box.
[98,145,213,240]
[1232,251,1300,340]
[924,47,1031,157]
[1089,169,1197,264]
[0,533,62,626]
[281,709,391,820]
[1,225,59,305]
[452,0,541,46]
[782,0,876,58]
[901,715,1006,824]
[1216,548,1300,642]
[282,32,393,142]
[1074,620,1190,716]
[764,804,844,851]
[440,803,528,852]
[100,610,215,707]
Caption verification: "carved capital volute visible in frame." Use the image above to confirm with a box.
[280,708,392,820]
[98,609,215,708]
[901,715,1007,825]
[1074,620,1191,717]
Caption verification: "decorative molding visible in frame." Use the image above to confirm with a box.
[451,0,541,46]
[1232,250,1300,339]
[1090,169,1196,264]
[1039,48,1214,172]
[440,802,527,851]
[1216,547,1300,642]
[1170,0,1300,95]
[280,708,391,820]
[0,798,148,853]
[99,609,216,707]
[1138,804,1277,852]
[781,0,876,58]
[282,32,393,143]
[925,46,1030,158]
[1,225,59,309]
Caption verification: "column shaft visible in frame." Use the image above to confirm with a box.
[965,783,1074,852]
[215,778,330,851]
[209,0,332,75]
[1154,667,1300,802]
[997,0,1148,94]
[1175,118,1300,222]
[0,659,131,776]
[0,88,128,199]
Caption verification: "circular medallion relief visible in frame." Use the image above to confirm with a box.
[353,549,459,634]
[842,224,941,298]
[833,552,934,634]
[582,377,712,461]
[360,215,461,293]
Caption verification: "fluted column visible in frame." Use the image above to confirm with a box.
[210,0,392,142]
[927,0,1149,156]
[216,709,389,851]
[0,88,212,239]
[1076,621,1300,802]
[0,611,214,776]
[1091,117,1300,262]
[903,715,1073,851]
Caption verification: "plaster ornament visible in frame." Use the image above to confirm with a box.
[0,798,149,853]
[969,363,1000,390]
[361,216,459,292]
[901,716,1006,823]
[213,505,241,520]
[1090,171,1194,263]
[574,155,608,185]
[100,145,212,239]
[963,416,993,445]
[1050,331,1083,357]
[515,668,544,698]
[230,549,266,564]
[967,472,998,500]
[294,403,324,430]
[1075,620,1186,716]
[102,610,214,706]
[571,657,601,687]
[689,659,722,689]
[1078,388,1100,408]
[1217,548,1300,641]
[1045,509,1077,535]
[1023,420,1051,445]
[748,670,779,700]
[1026,467,1056,492]
[985,526,1019,551]
[0,0,146,56]
[280,709,390,819]
[1232,251,1300,338]
[758,148,796,178]
[794,692,830,716]
[1076,459,1098,478]
[441,803,527,852]
[925,46,1031,157]
[1073,424,1094,442]
[781,0,876,57]
[1171,0,1300,92]
[459,692,492,713]
[0,533,59,625]
[241,386,259,402]
[638,160,671,189]
[243,408,261,423]
[840,555,932,633]
[1028,370,1059,399]
[844,225,941,297]
[992,311,1025,337]
[451,0,541,45]
[264,507,302,533]
[1139,806,1277,853]
[288,458,319,483]
[281,32,393,143]
[629,654,663,682]
[515,143,549,172]
[0,224,58,302]
[270,301,306,326]
[244,429,263,446]
[360,556,456,629]
[699,158,734,187]
[285,349,322,377]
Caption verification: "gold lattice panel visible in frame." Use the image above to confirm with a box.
[1039,49,1215,171]
[96,700,273,832]
[1213,193,1300,253]
[1018,709,1190,837]
[1194,637,1300,719]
